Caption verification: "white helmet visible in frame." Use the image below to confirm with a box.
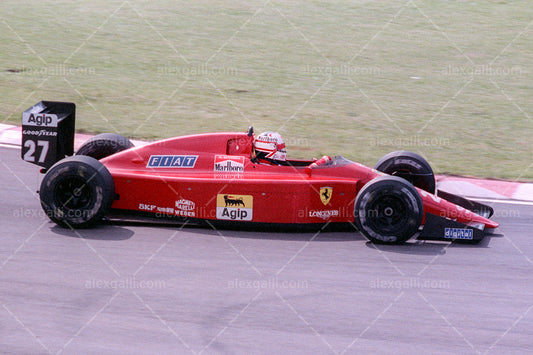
[254,131,287,163]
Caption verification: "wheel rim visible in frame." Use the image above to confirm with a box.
[55,176,93,210]
[366,194,408,233]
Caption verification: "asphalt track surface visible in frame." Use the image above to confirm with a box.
[1,146,533,354]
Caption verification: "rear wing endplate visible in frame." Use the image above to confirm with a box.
[21,101,75,169]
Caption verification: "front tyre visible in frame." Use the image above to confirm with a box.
[40,155,115,228]
[76,133,134,160]
[354,176,423,244]
[374,150,435,193]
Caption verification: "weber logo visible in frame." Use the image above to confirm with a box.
[216,194,253,221]
[214,155,244,173]
[147,155,198,168]
[444,228,473,240]
[22,112,58,127]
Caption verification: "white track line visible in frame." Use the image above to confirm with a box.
[468,197,533,206]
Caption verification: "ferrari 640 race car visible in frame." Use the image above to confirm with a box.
[21,101,498,244]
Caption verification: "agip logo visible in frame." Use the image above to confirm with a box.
[216,194,253,221]
[22,112,58,127]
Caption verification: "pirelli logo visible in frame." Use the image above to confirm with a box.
[216,194,253,221]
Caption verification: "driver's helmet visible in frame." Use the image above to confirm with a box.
[254,131,287,164]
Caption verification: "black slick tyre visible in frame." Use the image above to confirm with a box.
[354,175,423,244]
[76,133,134,160]
[39,155,115,228]
[374,150,435,193]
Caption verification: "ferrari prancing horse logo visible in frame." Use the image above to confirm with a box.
[320,186,332,205]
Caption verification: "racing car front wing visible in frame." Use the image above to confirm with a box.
[417,212,486,242]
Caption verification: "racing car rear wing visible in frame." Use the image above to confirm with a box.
[21,101,75,170]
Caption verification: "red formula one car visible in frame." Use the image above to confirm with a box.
[21,101,498,244]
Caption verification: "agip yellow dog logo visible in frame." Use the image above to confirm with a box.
[216,194,253,220]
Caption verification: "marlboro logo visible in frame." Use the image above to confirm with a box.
[214,155,245,173]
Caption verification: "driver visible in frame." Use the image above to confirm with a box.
[253,131,288,165]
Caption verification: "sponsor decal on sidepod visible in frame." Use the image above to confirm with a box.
[309,210,339,220]
[214,155,245,173]
[147,155,197,168]
[216,194,253,221]
[175,199,195,217]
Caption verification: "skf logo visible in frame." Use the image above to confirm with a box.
[139,203,156,211]
[22,112,58,127]
[214,155,245,173]
[320,186,332,205]
[147,155,197,168]
[216,194,253,221]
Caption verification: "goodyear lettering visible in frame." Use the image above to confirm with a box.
[22,129,58,137]
[147,155,198,168]
[444,228,473,240]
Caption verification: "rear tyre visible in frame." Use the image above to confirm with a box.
[40,155,115,228]
[76,133,134,160]
[354,176,423,244]
[374,150,435,193]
